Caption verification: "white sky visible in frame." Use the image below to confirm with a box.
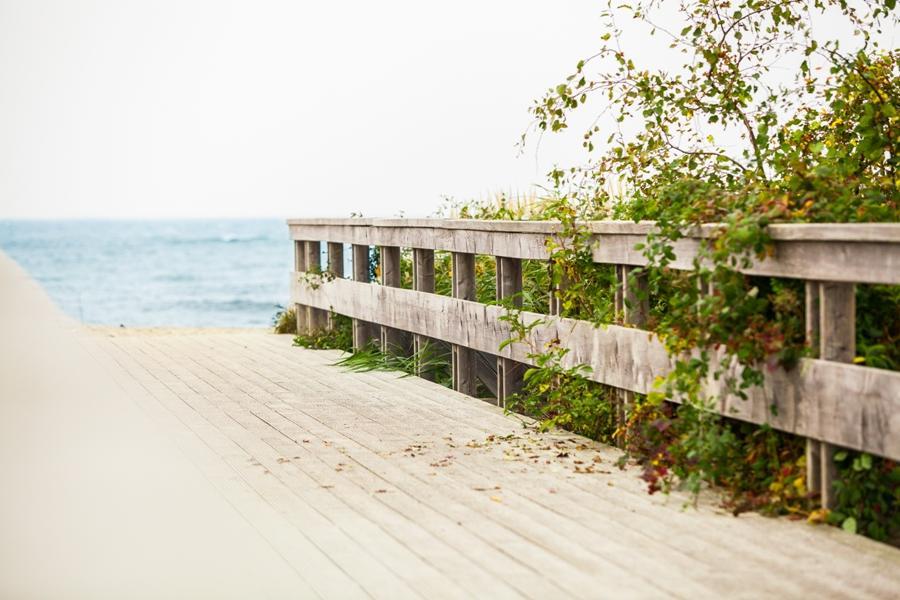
[0,0,603,219]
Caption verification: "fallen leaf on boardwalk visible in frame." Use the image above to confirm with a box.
[473,486,489,491]
[374,489,387,494]
[592,456,602,463]
[490,496,502,503]
[276,458,290,463]
[556,452,569,458]
[548,488,557,494]
[807,508,829,524]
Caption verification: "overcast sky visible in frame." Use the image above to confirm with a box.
[0,0,603,219]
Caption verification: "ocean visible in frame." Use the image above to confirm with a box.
[0,219,295,328]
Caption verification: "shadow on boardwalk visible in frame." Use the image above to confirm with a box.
[2,252,899,598]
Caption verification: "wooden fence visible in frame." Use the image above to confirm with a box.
[288,218,900,508]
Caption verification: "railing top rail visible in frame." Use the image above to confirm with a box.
[286,218,900,243]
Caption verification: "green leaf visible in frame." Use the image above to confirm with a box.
[842,517,857,535]
[860,453,873,470]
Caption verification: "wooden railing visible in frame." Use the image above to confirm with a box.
[288,218,900,508]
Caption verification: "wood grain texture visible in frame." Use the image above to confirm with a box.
[496,257,524,407]
[294,241,309,335]
[451,253,477,396]
[304,241,328,333]
[292,275,900,461]
[288,219,900,284]
[379,246,409,355]
[817,282,856,509]
[84,326,900,598]
[326,243,345,332]
[413,248,436,380]
[351,244,378,351]
[804,281,822,497]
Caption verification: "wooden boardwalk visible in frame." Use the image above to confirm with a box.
[2,253,900,598]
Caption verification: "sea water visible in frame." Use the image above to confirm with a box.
[0,219,295,328]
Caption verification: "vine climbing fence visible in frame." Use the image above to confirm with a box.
[288,218,900,509]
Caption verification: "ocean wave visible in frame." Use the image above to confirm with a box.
[163,234,274,245]
[174,298,282,313]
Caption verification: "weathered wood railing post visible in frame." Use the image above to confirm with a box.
[304,241,329,334]
[294,240,310,335]
[804,281,822,499]
[380,245,408,355]
[351,244,378,350]
[326,242,344,330]
[613,266,626,442]
[496,256,523,406]
[617,266,649,442]
[815,281,856,509]
[413,248,435,379]
[451,252,477,396]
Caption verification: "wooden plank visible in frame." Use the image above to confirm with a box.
[617,266,649,445]
[92,330,900,598]
[451,252,477,396]
[287,220,900,284]
[351,244,378,351]
[818,282,856,510]
[304,241,328,333]
[327,242,345,332]
[292,276,900,460]
[232,334,900,598]
[496,256,524,407]
[623,267,649,326]
[294,241,309,335]
[327,242,345,278]
[804,281,822,497]
[475,351,499,398]
[287,218,900,242]
[379,246,409,356]
[412,249,435,380]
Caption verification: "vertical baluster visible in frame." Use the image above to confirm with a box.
[451,252,477,396]
[326,242,344,331]
[496,256,523,407]
[619,266,649,446]
[379,246,407,355]
[817,281,855,510]
[413,248,435,379]
[294,240,310,335]
[804,281,822,498]
[305,241,328,333]
[613,266,626,444]
[351,244,378,351]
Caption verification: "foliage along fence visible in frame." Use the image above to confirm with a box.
[288,218,900,509]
